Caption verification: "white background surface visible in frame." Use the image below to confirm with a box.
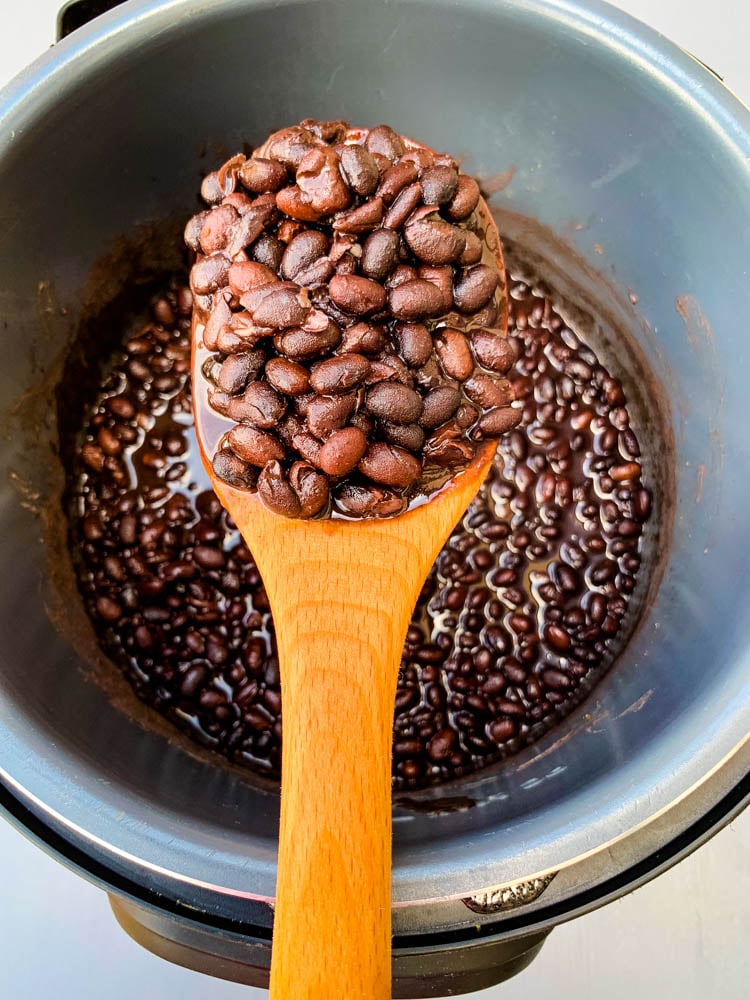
[0,2,748,998]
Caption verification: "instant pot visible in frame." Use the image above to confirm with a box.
[0,0,749,995]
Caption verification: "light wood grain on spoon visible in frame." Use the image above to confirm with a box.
[192,326,494,996]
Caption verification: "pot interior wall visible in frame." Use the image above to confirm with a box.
[0,0,749,907]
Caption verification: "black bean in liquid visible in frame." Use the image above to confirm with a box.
[69,271,653,789]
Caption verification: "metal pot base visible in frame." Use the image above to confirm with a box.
[110,896,549,998]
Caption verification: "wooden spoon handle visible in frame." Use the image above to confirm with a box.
[265,537,420,999]
[208,447,496,999]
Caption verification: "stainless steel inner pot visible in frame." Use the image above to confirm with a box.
[1,0,749,995]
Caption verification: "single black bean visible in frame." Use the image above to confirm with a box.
[190,253,230,295]
[419,385,462,428]
[332,197,384,234]
[359,441,422,488]
[389,279,446,321]
[417,265,454,312]
[257,461,302,517]
[365,125,405,161]
[273,312,341,359]
[445,174,480,220]
[310,354,370,394]
[382,182,423,230]
[227,425,286,465]
[339,321,387,355]
[280,230,330,281]
[392,323,433,368]
[265,357,310,396]
[403,213,466,265]
[365,381,424,424]
[296,146,351,215]
[464,373,514,408]
[328,273,387,315]
[338,144,380,196]
[307,393,356,438]
[317,426,368,476]
[229,382,286,428]
[361,229,401,281]
[334,482,406,518]
[288,461,330,518]
[239,157,288,193]
[473,406,521,437]
[377,160,418,202]
[453,264,499,313]
[251,283,311,328]
[216,352,261,395]
[380,421,425,452]
[253,233,285,271]
[434,328,474,381]
[460,230,483,266]
[420,164,459,205]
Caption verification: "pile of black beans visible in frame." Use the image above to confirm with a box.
[70,268,652,790]
[187,119,519,519]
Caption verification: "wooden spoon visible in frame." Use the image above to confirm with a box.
[191,200,505,999]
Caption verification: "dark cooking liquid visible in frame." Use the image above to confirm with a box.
[69,268,652,789]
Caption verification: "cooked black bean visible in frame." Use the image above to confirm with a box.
[359,442,422,488]
[216,353,261,395]
[307,393,356,438]
[317,426,368,476]
[445,174,480,220]
[198,204,239,254]
[420,165,459,205]
[382,182,423,230]
[288,461,330,518]
[392,323,433,368]
[280,230,330,280]
[388,279,446,321]
[190,252,230,295]
[377,160,419,202]
[464,373,514,408]
[474,406,522,437]
[470,328,516,372]
[251,283,311,328]
[328,273,387,315]
[419,385,462,428]
[338,321,387,355]
[434,328,474,381]
[332,197,384,234]
[403,213,466,265]
[417,265,454,312]
[453,264,499,313]
[361,229,401,281]
[257,461,302,517]
[380,421,425,452]
[239,157,288,193]
[264,357,310,396]
[225,201,277,257]
[296,146,351,215]
[309,354,370,394]
[365,124,405,161]
[334,482,406,518]
[365,382,423,424]
[252,232,285,271]
[227,424,286,465]
[338,144,380,196]
[273,315,342,360]
[229,381,286,428]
